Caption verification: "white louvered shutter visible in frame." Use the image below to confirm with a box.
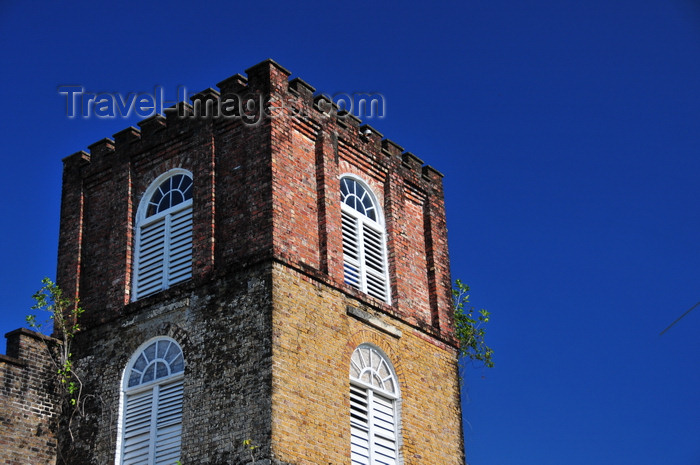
[120,339,184,465]
[121,381,183,465]
[350,345,399,465]
[122,390,154,464]
[154,380,183,465]
[340,177,390,303]
[342,211,389,302]
[134,218,167,299]
[371,392,397,465]
[133,172,193,301]
[350,385,398,465]
[362,224,388,302]
[350,384,371,465]
[134,204,192,301]
[342,211,362,289]
[167,206,193,286]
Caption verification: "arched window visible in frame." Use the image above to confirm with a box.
[133,170,193,301]
[117,338,184,465]
[340,176,390,303]
[350,344,400,465]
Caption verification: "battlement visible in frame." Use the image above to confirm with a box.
[57,59,454,343]
[70,59,442,192]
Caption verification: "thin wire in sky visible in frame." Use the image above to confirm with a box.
[659,301,700,336]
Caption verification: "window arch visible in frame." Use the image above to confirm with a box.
[117,337,184,465]
[340,176,390,303]
[350,344,400,465]
[132,169,193,301]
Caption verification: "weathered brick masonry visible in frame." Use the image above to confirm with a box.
[1,59,464,464]
[0,329,60,465]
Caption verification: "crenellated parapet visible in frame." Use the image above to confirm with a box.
[57,58,454,343]
[72,59,444,192]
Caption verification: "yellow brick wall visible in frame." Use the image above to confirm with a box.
[270,263,465,464]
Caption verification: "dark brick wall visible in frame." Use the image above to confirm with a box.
[63,264,275,464]
[0,329,59,465]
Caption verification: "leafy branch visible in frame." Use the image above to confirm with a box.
[453,279,494,368]
[26,277,86,439]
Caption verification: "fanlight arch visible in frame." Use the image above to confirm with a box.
[350,344,398,395]
[341,176,380,223]
[144,172,193,218]
[124,337,185,389]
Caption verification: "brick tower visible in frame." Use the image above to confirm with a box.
[8,59,464,464]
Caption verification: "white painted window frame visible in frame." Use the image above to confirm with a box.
[350,344,401,465]
[340,175,391,304]
[115,337,185,465]
[132,169,193,301]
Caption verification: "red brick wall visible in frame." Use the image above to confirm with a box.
[56,59,455,343]
[264,61,456,342]
[271,120,321,269]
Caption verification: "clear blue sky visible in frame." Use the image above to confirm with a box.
[1,1,698,464]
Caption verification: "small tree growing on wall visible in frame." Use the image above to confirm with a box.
[453,279,494,368]
[26,277,86,440]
